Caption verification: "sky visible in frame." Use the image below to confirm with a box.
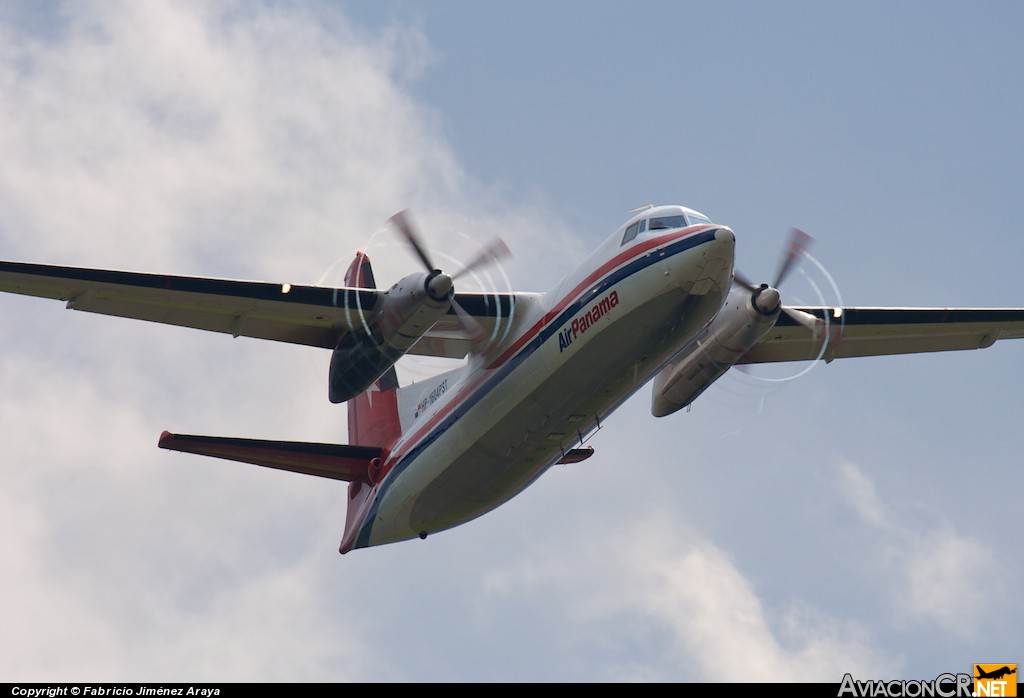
[0,0,1022,683]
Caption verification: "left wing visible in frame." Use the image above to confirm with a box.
[0,260,522,357]
[740,307,1024,364]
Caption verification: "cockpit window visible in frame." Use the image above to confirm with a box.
[622,211,707,245]
[621,221,641,245]
[648,215,687,230]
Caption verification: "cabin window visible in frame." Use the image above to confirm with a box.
[621,221,641,245]
[648,215,687,230]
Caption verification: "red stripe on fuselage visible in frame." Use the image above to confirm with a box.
[488,225,715,369]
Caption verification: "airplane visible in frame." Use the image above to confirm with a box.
[975,666,1017,681]
[2,204,1023,553]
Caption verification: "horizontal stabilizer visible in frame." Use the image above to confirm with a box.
[158,431,381,482]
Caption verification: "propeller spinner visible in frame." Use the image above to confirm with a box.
[733,228,822,333]
[328,211,512,403]
[388,209,512,346]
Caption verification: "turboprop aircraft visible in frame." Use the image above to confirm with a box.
[2,205,1023,553]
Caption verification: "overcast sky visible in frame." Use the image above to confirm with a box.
[1,0,1021,682]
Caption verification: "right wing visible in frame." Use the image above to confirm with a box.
[740,307,1024,364]
[0,260,526,358]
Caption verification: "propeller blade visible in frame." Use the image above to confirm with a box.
[772,228,814,289]
[452,237,512,281]
[782,306,824,334]
[451,297,490,346]
[733,270,760,294]
[388,209,436,272]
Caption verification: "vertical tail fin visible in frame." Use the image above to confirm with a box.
[341,250,402,449]
[344,249,377,289]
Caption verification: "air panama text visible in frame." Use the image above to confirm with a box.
[558,290,620,352]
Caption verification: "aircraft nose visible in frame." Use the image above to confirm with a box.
[684,226,735,296]
[709,226,736,263]
[715,227,736,269]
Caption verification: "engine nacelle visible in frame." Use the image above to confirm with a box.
[328,270,452,403]
[651,285,780,417]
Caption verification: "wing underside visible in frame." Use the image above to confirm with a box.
[0,260,522,358]
[741,307,1024,364]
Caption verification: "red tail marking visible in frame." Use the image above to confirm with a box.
[341,371,401,554]
[344,250,376,289]
[346,369,401,449]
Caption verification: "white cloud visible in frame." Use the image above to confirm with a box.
[0,1,436,269]
[0,347,375,681]
[901,530,995,629]
[836,460,1001,635]
[483,512,895,682]
[0,0,578,275]
[0,494,374,681]
[837,459,890,529]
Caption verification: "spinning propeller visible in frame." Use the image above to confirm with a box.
[733,227,823,333]
[388,209,512,346]
[327,210,512,402]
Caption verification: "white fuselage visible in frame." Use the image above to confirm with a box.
[351,219,737,549]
